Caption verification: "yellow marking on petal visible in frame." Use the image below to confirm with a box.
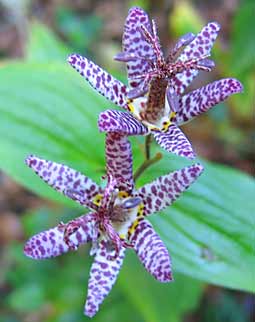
[162,121,171,132]
[127,102,135,113]
[161,112,177,132]
[170,111,176,121]
[92,194,103,206]
[138,204,144,217]
[146,123,159,131]
[118,191,129,198]
[127,204,144,236]
[119,233,125,239]
[128,218,140,236]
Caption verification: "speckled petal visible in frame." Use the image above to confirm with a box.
[137,163,204,216]
[24,213,95,259]
[98,109,149,135]
[68,54,128,109]
[122,7,155,88]
[26,155,102,207]
[176,78,244,124]
[130,219,172,282]
[153,125,195,159]
[106,133,134,192]
[172,22,221,94]
[85,240,125,317]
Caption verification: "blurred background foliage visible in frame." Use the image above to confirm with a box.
[0,0,254,322]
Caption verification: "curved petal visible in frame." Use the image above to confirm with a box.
[106,133,134,191]
[122,7,155,88]
[176,78,244,124]
[85,240,125,317]
[68,54,128,109]
[137,163,204,216]
[24,213,95,259]
[153,125,195,159]
[98,109,149,135]
[26,155,102,207]
[172,22,220,94]
[129,219,172,282]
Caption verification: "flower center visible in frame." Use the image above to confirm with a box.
[91,177,144,259]
[127,95,176,132]
[116,20,214,132]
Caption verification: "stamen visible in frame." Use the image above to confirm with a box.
[197,58,215,70]
[114,52,154,63]
[166,87,180,113]
[114,52,137,62]
[121,197,142,209]
[167,54,213,75]
[65,189,99,211]
[60,220,82,250]
[127,85,148,100]
[167,32,196,62]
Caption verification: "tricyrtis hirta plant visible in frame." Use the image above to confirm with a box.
[68,7,242,159]
[24,133,203,317]
[23,5,243,319]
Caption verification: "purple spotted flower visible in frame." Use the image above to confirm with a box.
[68,7,243,159]
[24,133,203,317]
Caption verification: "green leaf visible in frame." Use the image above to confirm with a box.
[230,0,255,74]
[6,207,202,322]
[0,62,106,207]
[0,61,254,294]
[169,1,203,36]
[227,0,255,117]
[119,252,204,322]
[55,8,103,53]
[26,23,70,62]
[140,153,255,293]
[6,283,45,312]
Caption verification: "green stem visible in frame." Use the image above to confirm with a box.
[145,134,153,160]
[134,152,162,182]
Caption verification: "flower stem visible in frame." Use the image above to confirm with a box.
[145,134,153,160]
[134,135,163,181]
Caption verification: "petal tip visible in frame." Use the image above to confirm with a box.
[25,154,37,168]
[67,53,81,67]
[156,270,174,283]
[84,305,97,318]
[208,21,221,31]
[163,271,174,282]
[191,163,204,176]
[23,239,39,259]
[23,242,33,258]
[183,150,196,160]
[234,79,244,93]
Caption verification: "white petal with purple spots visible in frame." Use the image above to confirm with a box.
[85,240,125,317]
[153,124,195,159]
[122,7,155,89]
[176,78,244,124]
[68,54,128,109]
[130,219,172,282]
[106,133,134,192]
[98,109,149,135]
[26,155,102,207]
[137,163,204,216]
[172,22,221,94]
[24,213,95,259]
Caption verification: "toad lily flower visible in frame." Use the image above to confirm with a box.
[24,133,203,317]
[68,7,243,159]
